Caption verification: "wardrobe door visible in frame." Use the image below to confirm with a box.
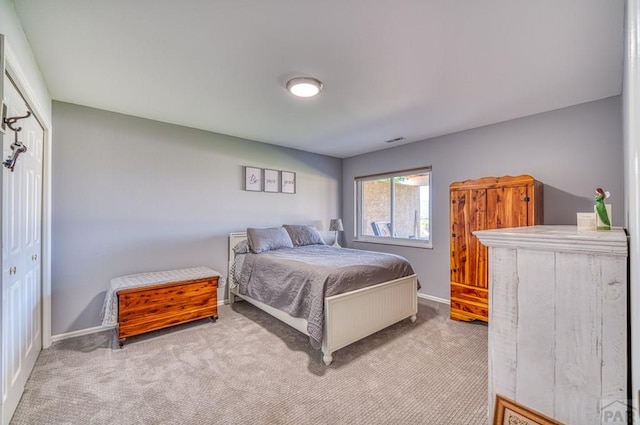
[450,188,488,322]
[486,184,530,229]
[449,189,468,287]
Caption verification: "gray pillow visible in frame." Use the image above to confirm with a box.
[247,227,294,253]
[233,240,250,254]
[283,224,326,246]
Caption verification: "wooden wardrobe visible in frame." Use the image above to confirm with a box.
[449,175,543,322]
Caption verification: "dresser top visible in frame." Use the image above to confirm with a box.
[474,225,628,256]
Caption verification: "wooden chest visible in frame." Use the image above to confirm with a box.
[117,275,218,346]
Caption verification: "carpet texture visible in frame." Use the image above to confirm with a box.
[10,299,488,425]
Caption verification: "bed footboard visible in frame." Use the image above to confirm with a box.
[322,274,418,365]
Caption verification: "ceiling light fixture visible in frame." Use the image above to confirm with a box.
[286,77,323,98]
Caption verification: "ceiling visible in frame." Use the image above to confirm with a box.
[12,0,625,158]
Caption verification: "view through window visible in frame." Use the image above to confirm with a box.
[355,168,431,247]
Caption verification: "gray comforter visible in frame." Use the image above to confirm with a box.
[237,245,415,349]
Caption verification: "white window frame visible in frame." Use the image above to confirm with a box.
[354,167,432,249]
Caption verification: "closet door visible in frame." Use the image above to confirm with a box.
[1,73,43,425]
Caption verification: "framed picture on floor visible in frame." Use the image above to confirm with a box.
[264,169,280,193]
[493,395,563,425]
[244,166,262,192]
[281,171,296,194]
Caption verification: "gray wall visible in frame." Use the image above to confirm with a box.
[52,102,342,335]
[53,96,623,333]
[343,96,623,300]
[0,0,51,121]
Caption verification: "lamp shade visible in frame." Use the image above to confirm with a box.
[329,219,344,232]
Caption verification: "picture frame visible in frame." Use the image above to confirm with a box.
[264,169,280,193]
[281,171,296,194]
[577,212,597,231]
[494,395,563,425]
[244,166,262,192]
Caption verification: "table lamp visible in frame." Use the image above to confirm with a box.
[329,218,344,247]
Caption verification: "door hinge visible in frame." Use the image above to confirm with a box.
[0,101,6,133]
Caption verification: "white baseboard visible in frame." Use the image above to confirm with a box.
[51,324,116,343]
[51,299,228,342]
[417,293,450,305]
[52,297,446,343]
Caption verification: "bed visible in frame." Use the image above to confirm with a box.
[227,227,418,365]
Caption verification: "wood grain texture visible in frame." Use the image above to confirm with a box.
[450,282,488,321]
[487,247,518,414]
[468,189,488,288]
[515,249,556,416]
[117,276,218,345]
[554,253,601,424]
[600,255,627,404]
[477,227,628,425]
[450,175,542,322]
[450,189,468,286]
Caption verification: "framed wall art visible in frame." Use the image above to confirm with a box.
[264,169,280,193]
[493,395,562,425]
[281,171,296,194]
[244,166,262,192]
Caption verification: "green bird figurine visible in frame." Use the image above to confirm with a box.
[594,187,611,230]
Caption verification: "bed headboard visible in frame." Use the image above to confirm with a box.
[228,232,247,286]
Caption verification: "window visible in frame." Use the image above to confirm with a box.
[355,167,432,248]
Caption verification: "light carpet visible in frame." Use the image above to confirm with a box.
[10,299,488,425]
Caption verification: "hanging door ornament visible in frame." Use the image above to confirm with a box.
[2,110,30,172]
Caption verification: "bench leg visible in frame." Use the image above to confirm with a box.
[210,315,218,322]
[118,338,126,348]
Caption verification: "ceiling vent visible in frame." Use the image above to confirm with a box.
[384,137,405,144]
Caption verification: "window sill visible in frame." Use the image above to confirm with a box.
[352,237,433,249]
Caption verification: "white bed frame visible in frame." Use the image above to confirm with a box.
[227,232,418,365]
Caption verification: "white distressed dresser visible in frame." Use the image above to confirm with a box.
[474,225,628,424]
